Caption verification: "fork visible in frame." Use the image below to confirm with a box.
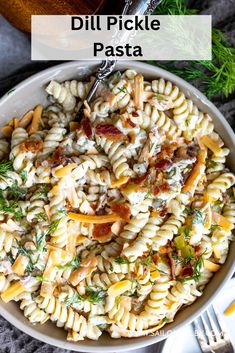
[193,306,234,353]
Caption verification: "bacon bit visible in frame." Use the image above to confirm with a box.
[69,121,80,132]
[132,111,139,117]
[130,173,148,186]
[96,123,126,141]
[125,118,136,128]
[194,245,201,255]
[155,159,173,170]
[111,203,131,222]
[81,117,92,139]
[167,252,176,280]
[49,146,69,166]
[128,132,136,145]
[159,207,168,217]
[180,266,194,278]
[152,253,159,264]
[19,140,43,153]
[157,142,178,161]
[161,181,170,192]
[92,223,112,243]
[153,185,160,195]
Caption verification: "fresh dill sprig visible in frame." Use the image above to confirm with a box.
[180,254,204,282]
[19,169,28,183]
[35,184,50,198]
[57,255,81,270]
[64,292,84,306]
[36,276,53,284]
[115,257,132,265]
[85,286,107,304]
[48,218,61,234]
[0,160,13,176]
[7,183,26,199]
[36,212,47,221]
[151,0,235,99]
[153,0,197,15]
[0,197,23,220]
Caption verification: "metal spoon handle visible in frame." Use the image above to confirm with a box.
[76,0,162,122]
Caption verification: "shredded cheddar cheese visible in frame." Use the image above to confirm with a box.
[182,148,207,194]
[224,301,235,316]
[107,280,132,297]
[1,282,25,303]
[68,212,122,223]
[201,135,223,156]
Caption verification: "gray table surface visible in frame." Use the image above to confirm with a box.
[0,0,234,352]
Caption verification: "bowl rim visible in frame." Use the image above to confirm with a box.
[0,60,235,352]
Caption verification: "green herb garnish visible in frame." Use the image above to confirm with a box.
[7,183,26,199]
[0,160,13,176]
[0,198,23,220]
[57,209,68,216]
[35,185,49,198]
[48,218,61,234]
[57,255,80,270]
[64,292,84,306]
[206,160,219,169]
[85,286,106,304]
[192,209,205,225]
[36,212,47,221]
[118,86,129,95]
[115,257,131,265]
[210,224,220,233]
[19,169,28,183]
[180,254,204,282]
[152,2,235,99]
[36,276,53,284]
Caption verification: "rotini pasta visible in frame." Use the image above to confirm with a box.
[0,69,234,342]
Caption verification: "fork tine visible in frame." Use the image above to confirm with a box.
[212,305,230,341]
[206,309,222,342]
[193,318,210,353]
[201,312,215,346]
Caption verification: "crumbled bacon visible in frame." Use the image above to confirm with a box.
[81,117,92,139]
[69,121,80,132]
[126,118,136,128]
[153,185,160,195]
[52,147,69,165]
[111,203,131,222]
[96,123,126,141]
[131,173,148,185]
[180,266,194,278]
[92,223,112,243]
[152,253,160,264]
[161,181,170,192]
[167,252,176,280]
[155,159,173,170]
[156,142,178,161]
[20,140,43,153]
[159,207,168,217]
[132,111,139,117]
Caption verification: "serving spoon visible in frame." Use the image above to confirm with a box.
[76,0,162,121]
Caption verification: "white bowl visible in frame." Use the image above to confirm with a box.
[0,61,234,352]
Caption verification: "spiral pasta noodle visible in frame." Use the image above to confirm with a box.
[0,69,234,341]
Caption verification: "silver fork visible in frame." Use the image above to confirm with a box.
[193,306,234,353]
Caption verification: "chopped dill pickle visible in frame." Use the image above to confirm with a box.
[174,235,186,249]
[181,245,195,259]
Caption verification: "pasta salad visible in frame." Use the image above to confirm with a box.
[0,69,234,341]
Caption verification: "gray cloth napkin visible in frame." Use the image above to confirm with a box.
[0,0,234,352]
